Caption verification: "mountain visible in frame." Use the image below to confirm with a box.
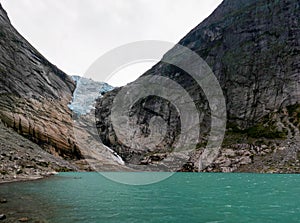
[96,0,300,172]
[0,4,125,181]
[0,3,82,180]
[0,4,80,158]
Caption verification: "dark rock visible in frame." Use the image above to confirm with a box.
[36,161,49,167]
[0,214,6,220]
[149,154,166,162]
[0,198,7,203]
[181,162,195,172]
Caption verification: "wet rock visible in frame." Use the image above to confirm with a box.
[181,162,195,172]
[0,214,6,220]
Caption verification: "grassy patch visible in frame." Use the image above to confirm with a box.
[222,131,249,147]
[245,123,287,139]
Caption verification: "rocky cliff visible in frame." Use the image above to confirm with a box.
[0,4,127,181]
[0,4,81,159]
[96,0,300,172]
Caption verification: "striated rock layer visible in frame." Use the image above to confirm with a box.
[0,121,78,182]
[96,0,300,172]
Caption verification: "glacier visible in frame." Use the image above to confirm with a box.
[68,75,114,115]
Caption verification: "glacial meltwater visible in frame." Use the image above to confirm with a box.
[1,172,300,223]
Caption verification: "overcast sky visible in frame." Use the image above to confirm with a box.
[1,0,222,86]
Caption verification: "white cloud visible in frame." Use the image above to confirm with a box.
[0,0,222,85]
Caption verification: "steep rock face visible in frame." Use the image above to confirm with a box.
[0,121,78,182]
[0,4,80,159]
[179,0,300,127]
[96,0,300,171]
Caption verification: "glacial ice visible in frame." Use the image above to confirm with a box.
[68,75,114,115]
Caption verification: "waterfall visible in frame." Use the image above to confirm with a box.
[103,145,125,165]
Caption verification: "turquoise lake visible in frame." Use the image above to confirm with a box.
[1,172,300,223]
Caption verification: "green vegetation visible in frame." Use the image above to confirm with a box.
[245,123,287,139]
[226,104,300,140]
[55,166,72,172]
[0,170,8,175]
[222,131,250,147]
[287,104,300,120]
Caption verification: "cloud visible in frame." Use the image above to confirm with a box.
[0,0,222,85]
